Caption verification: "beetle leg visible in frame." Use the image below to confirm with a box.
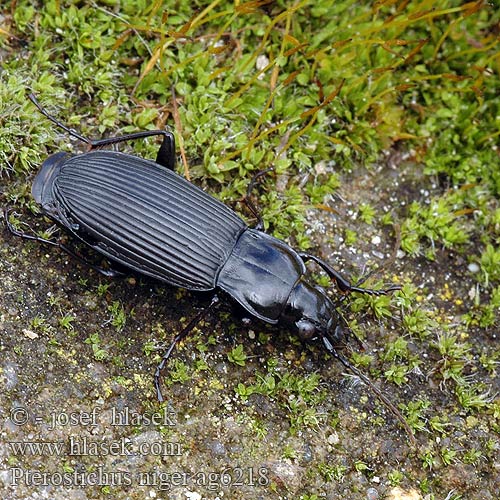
[86,130,176,171]
[154,132,176,170]
[242,168,274,231]
[4,209,123,278]
[298,252,401,296]
[155,294,220,402]
[28,93,176,170]
[28,93,92,144]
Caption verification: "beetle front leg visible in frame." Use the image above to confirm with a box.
[155,294,220,402]
[298,252,401,296]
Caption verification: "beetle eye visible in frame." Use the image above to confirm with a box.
[296,319,316,339]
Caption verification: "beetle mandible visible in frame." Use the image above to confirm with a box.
[6,94,414,443]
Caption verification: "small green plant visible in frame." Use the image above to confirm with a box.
[84,333,108,361]
[344,228,358,246]
[419,478,431,495]
[440,447,457,466]
[455,383,493,412]
[479,244,500,287]
[351,287,396,319]
[235,383,254,400]
[58,314,75,331]
[227,344,247,366]
[382,337,409,361]
[194,358,209,371]
[282,444,298,460]
[349,351,373,367]
[142,340,156,357]
[289,405,323,432]
[235,369,325,432]
[358,203,376,224]
[384,363,409,386]
[47,295,62,307]
[432,331,471,383]
[96,283,111,296]
[429,415,451,435]
[387,469,403,486]
[401,195,470,258]
[354,460,370,472]
[401,399,430,432]
[402,308,436,340]
[421,450,437,470]
[250,418,267,439]
[31,316,47,330]
[318,463,347,482]
[168,359,191,384]
[107,301,126,332]
[462,448,483,465]
[305,172,340,204]
[479,350,499,375]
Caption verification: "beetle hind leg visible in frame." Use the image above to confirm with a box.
[28,93,91,144]
[86,130,176,171]
[28,93,176,171]
[4,209,124,278]
[5,208,62,248]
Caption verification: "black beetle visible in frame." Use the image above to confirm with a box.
[6,94,414,443]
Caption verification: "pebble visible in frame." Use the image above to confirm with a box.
[467,262,480,273]
[327,432,340,445]
[208,440,226,457]
[3,362,18,390]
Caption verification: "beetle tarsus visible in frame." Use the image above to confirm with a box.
[155,294,220,402]
[28,93,91,144]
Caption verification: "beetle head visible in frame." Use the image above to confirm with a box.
[281,280,345,349]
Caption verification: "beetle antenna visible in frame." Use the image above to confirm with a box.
[322,334,417,447]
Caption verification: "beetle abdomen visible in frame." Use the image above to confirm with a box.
[52,151,247,290]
